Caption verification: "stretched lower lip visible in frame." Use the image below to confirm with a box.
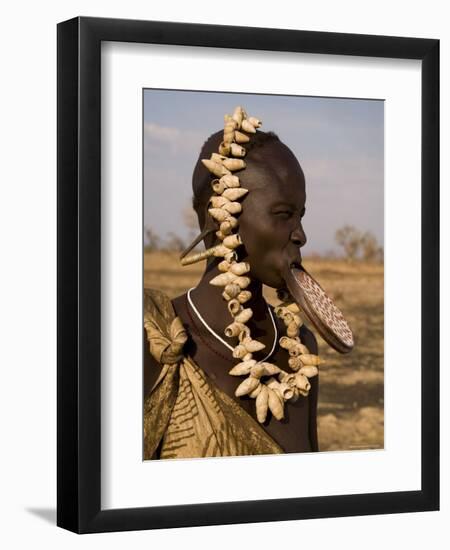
[289,260,303,270]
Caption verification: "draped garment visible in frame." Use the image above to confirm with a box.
[143,288,283,460]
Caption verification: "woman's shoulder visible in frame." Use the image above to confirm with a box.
[170,292,188,315]
[144,287,182,331]
[144,287,174,314]
[143,287,189,363]
[144,288,190,319]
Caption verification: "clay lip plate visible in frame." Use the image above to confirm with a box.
[283,263,354,354]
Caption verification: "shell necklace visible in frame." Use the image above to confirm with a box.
[187,286,278,362]
[179,106,322,423]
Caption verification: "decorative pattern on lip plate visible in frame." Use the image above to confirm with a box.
[293,268,354,350]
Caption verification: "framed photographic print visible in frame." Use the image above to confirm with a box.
[57,16,439,533]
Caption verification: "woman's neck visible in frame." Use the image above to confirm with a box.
[188,259,269,335]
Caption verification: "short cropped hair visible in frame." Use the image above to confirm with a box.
[192,129,280,229]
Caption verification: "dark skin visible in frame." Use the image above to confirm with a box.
[144,140,319,453]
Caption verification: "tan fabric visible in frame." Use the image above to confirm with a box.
[143,288,283,459]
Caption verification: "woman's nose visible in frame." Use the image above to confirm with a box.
[290,224,307,247]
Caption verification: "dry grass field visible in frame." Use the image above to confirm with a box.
[144,251,384,453]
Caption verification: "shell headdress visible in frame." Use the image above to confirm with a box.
[180,106,322,424]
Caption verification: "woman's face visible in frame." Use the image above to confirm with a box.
[237,141,307,288]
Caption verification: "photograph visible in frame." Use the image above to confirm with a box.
[142,90,384,460]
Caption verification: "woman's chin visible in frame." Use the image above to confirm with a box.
[260,274,286,290]
[247,265,286,289]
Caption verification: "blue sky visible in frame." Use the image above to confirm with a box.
[143,89,384,254]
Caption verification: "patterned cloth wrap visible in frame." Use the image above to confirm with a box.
[143,288,283,459]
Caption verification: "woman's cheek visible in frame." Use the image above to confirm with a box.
[238,222,268,253]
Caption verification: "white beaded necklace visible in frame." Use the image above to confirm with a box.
[187,287,278,363]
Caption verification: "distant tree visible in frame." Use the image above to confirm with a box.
[324,249,337,260]
[335,225,362,261]
[360,231,383,262]
[165,232,186,252]
[144,226,161,252]
[375,245,384,264]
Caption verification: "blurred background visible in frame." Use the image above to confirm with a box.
[144,89,384,452]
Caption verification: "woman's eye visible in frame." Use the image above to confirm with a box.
[274,211,293,219]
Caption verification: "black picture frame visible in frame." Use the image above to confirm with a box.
[57,16,439,533]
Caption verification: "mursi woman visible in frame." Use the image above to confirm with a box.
[143,106,353,460]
